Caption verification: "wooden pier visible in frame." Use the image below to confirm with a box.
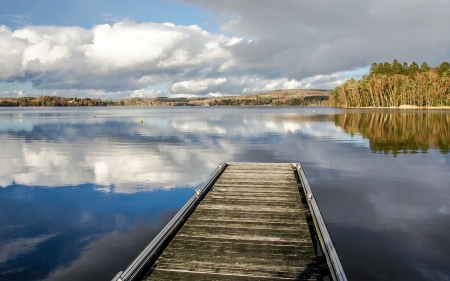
[113,163,346,281]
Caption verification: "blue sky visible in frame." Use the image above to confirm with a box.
[0,0,449,99]
[1,0,218,31]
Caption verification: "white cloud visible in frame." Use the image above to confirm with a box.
[14,90,26,96]
[170,78,227,94]
[130,89,162,98]
[0,21,237,95]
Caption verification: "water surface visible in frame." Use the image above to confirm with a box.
[0,107,449,281]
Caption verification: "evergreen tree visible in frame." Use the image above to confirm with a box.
[370,63,378,74]
[419,62,430,73]
[408,62,420,75]
[391,59,404,74]
[438,62,450,76]
[403,62,409,70]
[383,62,392,74]
[377,63,384,74]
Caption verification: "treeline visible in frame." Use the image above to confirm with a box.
[333,60,450,107]
[205,95,329,106]
[333,113,450,155]
[1,93,331,107]
[0,96,117,107]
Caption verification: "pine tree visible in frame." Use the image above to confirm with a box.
[383,62,392,74]
[377,63,384,74]
[370,63,378,75]
[403,62,409,70]
[408,62,420,75]
[420,62,430,73]
[438,62,450,76]
[392,59,404,74]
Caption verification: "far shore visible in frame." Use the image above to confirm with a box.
[342,105,450,110]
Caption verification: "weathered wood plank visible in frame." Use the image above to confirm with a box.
[216,179,298,184]
[163,237,314,253]
[195,204,301,213]
[149,269,322,281]
[188,210,308,224]
[144,163,322,281]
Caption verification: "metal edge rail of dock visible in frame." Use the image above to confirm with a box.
[295,164,347,281]
[112,162,347,281]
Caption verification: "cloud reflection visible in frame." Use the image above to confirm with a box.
[41,211,176,281]
[0,234,57,264]
[1,107,363,193]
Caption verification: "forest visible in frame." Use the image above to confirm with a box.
[332,61,450,108]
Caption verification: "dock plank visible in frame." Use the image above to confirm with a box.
[144,163,322,281]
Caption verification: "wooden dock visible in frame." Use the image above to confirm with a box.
[113,163,346,281]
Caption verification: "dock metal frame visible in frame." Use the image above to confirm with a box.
[112,163,228,281]
[294,164,347,281]
[112,162,347,281]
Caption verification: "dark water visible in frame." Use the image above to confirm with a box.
[0,107,449,281]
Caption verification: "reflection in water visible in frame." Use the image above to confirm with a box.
[0,107,345,192]
[0,184,190,281]
[42,211,177,281]
[275,114,334,122]
[0,107,449,281]
[333,112,450,155]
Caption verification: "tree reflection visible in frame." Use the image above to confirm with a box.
[333,113,450,155]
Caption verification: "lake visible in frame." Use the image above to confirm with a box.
[0,107,449,281]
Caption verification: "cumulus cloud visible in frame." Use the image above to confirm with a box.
[1,0,449,98]
[130,89,163,98]
[0,21,239,96]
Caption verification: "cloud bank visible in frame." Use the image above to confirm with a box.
[0,21,242,96]
[1,0,449,98]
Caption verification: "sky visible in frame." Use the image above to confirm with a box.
[0,0,449,99]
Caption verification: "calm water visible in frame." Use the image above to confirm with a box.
[0,107,449,281]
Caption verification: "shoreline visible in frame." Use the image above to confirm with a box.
[340,105,450,110]
[2,105,450,109]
